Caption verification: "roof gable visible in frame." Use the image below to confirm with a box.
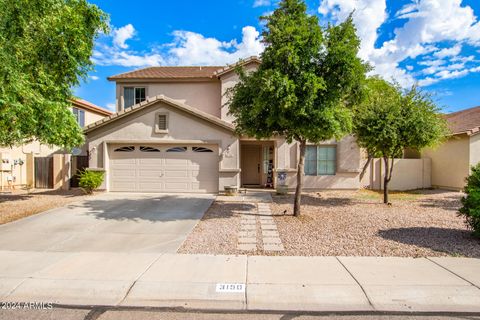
[84,95,235,133]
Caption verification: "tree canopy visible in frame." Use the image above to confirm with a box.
[353,77,449,203]
[0,0,108,149]
[228,0,368,215]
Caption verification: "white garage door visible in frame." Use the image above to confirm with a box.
[109,144,219,193]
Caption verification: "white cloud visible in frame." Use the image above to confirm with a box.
[112,24,135,49]
[319,0,480,87]
[94,25,264,67]
[433,44,462,58]
[92,43,165,67]
[253,0,270,8]
[89,75,99,80]
[167,26,264,65]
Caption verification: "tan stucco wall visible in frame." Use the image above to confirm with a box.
[0,107,108,188]
[367,158,431,191]
[115,81,222,117]
[423,134,470,190]
[275,135,362,190]
[86,101,239,191]
[219,64,258,123]
[469,133,480,168]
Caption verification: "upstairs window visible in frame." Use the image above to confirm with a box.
[305,145,336,176]
[124,87,146,108]
[72,107,85,127]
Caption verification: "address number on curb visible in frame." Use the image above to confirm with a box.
[215,283,245,293]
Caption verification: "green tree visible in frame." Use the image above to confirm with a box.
[353,77,449,204]
[228,0,367,216]
[0,0,108,149]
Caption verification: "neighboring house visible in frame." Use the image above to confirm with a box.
[85,57,363,193]
[423,106,480,190]
[0,99,111,189]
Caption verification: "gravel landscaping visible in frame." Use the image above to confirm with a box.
[179,189,480,257]
[0,189,86,225]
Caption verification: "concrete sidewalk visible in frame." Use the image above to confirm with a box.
[1,251,479,313]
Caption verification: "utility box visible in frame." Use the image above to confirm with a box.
[0,153,11,171]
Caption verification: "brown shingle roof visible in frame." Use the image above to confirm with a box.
[107,56,261,80]
[445,106,480,135]
[71,99,112,116]
[107,66,223,80]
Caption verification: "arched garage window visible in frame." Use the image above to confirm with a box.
[192,146,213,153]
[114,146,135,152]
[139,146,160,152]
[166,146,187,152]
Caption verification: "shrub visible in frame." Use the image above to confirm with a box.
[78,169,104,194]
[459,164,480,237]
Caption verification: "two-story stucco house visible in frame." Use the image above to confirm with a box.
[84,57,363,193]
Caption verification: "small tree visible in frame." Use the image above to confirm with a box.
[228,0,367,216]
[353,77,448,204]
[459,164,480,237]
[0,0,108,149]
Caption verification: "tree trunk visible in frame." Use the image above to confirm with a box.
[383,156,394,204]
[293,139,306,216]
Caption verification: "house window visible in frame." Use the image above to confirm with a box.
[166,146,187,152]
[139,146,160,152]
[124,87,146,108]
[305,145,336,176]
[72,107,85,127]
[192,146,214,153]
[114,146,135,152]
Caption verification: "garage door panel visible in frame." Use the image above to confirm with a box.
[138,182,164,191]
[138,158,163,165]
[111,158,136,164]
[111,169,137,178]
[138,168,163,180]
[164,170,189,178]
[164,182,190,191]
[109,144,218,193]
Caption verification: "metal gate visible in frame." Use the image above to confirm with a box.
[34,157,53,189]
[70,156,89,188]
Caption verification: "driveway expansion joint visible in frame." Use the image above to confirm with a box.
[335,256,375,310]
[426,257,480,290]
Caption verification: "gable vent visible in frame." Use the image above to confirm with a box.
[158,115,167,130]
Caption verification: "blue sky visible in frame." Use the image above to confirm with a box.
[75,0,480,114]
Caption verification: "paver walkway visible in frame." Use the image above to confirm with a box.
[232,192,285,252]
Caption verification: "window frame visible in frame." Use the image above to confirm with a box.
[123,86,147,108]
[72,107,85,127]
[304,145,337,176]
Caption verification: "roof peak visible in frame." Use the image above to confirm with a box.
[107,56,260,81]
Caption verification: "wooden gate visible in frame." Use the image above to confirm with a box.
[34,157,53,189]
[70,156,89,188]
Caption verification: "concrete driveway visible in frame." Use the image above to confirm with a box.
[0,193,214,253]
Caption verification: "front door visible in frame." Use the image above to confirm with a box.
[241,145,261,186]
